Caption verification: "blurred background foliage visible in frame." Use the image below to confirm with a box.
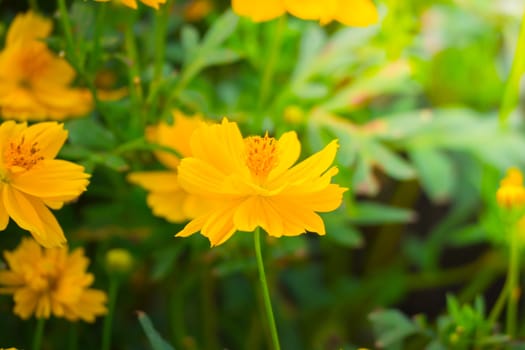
[1,0,525,349]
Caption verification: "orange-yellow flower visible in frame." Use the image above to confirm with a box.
[0,238,107,321]
[176,119,347,246]
[0,12,92,121]
[128,111,208,223]
[95,0,167,9]
[496,167,525,209]
[0,121,90,247]
[232,0,378,26]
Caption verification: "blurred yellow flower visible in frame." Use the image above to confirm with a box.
[128,111,208,223]
[232,0,378,25]
[106,248,134,274]
[0,121,90,247]
[0,238,107,321]
[176,119,347,246]
[184,0,213,22]
[497,167,525,209]
[0,12,92,121]
[95,0,166,9]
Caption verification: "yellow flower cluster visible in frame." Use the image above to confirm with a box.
[496,167,525,209]
[0,121,90,247]
[0,12,92,121]
[232,0,379,26]
[0,239,107,321]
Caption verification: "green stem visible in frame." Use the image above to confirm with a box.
[32,318,46,350]
[124,16,145,129]
[90,2,107,74]
[506,228,521,338]
[57,0,76,60]
[253,227,281,350]
[29,0,39,12]
[68,322,78,350]
[102,277,119,350]
[499,10,525,129]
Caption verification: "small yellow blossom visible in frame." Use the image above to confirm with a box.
[184,0,213,22]
[95,0,166,10]
[0,12,92,121]
[232,0,378,26]
[0,238,107,321]
[496,167,525,208]
[176,119,347,246]
[0,121,90,247]
[128,111,208,223]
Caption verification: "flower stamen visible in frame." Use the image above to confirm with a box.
[244,132,279,181]
[4,136,44,171]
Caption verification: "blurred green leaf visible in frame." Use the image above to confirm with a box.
[369,309,419,348]
[409,148,455,203]
[138,311,175,350]
[349,202,415,225]
[66,117,117,150]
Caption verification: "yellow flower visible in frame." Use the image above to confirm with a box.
[128,111,208,223]
[0,12,92,121]
[232,0,378,26]
[95,0,167,9]
[0,121,90,247]
[0,238,107,321]
[496,167,525,209]
[106,248,134,274]
[176,119,347,246]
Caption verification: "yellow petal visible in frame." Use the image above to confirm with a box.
[11,159,89,202]
[333,0,379,26]
[6,11,52,47]
[22,122,68,159]
[233,196,284,236]
[120,0,138,8]
[13,288,38,319]
[270,140,338,188]
[0,185,9,230]
[201,202,240,246]
[176,214,208,237]
[3,186,66,247]
[277,183,346,212]
[140,0,167,9]
[284,0,338,21]
[146,191,190,223]
[267,131,300,181]
[232,0,285,22]
[190,119,248,176]
[269,197,326,236]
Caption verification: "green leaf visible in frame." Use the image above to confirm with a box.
[323,211,363,248]
[200,10,238,51]
[349,201,415,225]
[65,118,117,150]
[409,148,455,203]
[138,311,175,350]
[369,309,419,348]
[367,141,416,181]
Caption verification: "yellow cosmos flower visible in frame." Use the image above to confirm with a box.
[0,121,90,247]
[176,119,347,246]
[232,0,378,26]
[95,0,167,9]
[496,167,525,209]
[0,12,92,121]
[0,238,107,321]
[128,111,207,223]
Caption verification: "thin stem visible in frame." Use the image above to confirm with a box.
[90,2,107,74]
[102,278,119,350]
[57,0,76,61]
[124,16,145,129]
[68,322,78,350]
[499,10,525,129]
[29,0,39,12]
[489,279,510,324]
[506,228,521,338]
[253,227,281,350]
[32,317,46,350]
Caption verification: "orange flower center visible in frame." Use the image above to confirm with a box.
[4,136,44,171]
[244,133,279,180]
